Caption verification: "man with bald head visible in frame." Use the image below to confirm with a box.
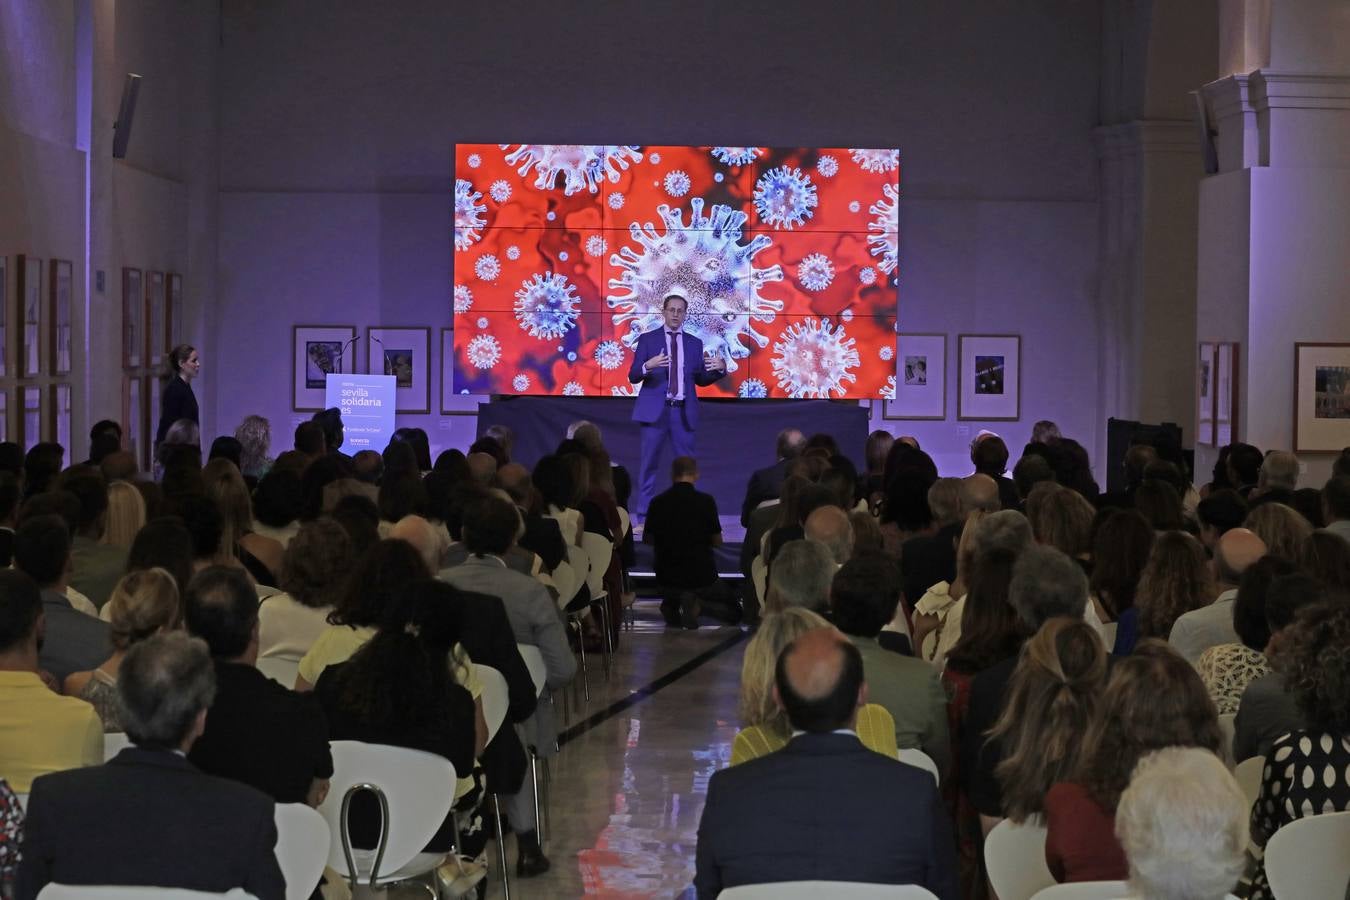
[695,628,955,899]
[804,505,853,566]
[1169,527,1269,662]
[739,427,806,527]
[466,451,498,486]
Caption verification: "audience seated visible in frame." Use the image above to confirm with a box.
[329,493,380,557]
[59,470,128,610]
[0,569,101,792]
[14,515,110,683]
[0,474,17,568]
[879,446,939,557]
[64,568,180,732]
[804,504,853,566]
[737,607,830,754]
[1045,641,1223,884]
[258,518,352,664]
[184,566,332,806]
[101,480,146,550]
[1248,450,1299,509]
[697,627,956,900]
[16,631,284,900]
[1115,747,1248,900]
[496,462,567,573]
[124,517,195,600]
[1226,443,1264,497]
[740,427,805,526]
[1087,508,1154,653]
[862,429,894,513]
[901,474,997,621]
[1245,501,1312,561]
[1302,527,1350,590]
[204,458,284,585]
[971,433,1020,511]
[763,539,834,614]
[1025,481,1095,566]
[1133,532,1215,646]
[1195,555,1295,715]
[234,413,274,481]
[831,554,950,772]
[1324,474,1350,542]
[1248,599,1350,900]
[1169,527,1267,662]
[1099,444,1157,510]
[251,467,303,547]
[644,456,740,628]
[1134,479,1185,532]
[1197,489,1248,552]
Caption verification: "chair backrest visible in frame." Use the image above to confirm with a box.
[616,506,631,541]
[516,643,547,697]
[984,818,1054,900]
[38,888,258,899]
[579,531,612,596]
[273,803,332,900]
[316,740,455,884]
[547,559,579,611]
[1233,755,1264,810]
[897,748,940,785]
[256,656,301,689]
[750,555,768,609]
[1216,713,1236,763]
[15,792,27,813]
[1028,882,1129,900]
[1265,809,1350,900]
[475,664,509,742]
[564,544,590,600]
[103,732,130,762]
[720,883,937,898]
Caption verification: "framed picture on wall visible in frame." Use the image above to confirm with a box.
[883,333,946,420]
[1197,342,1216,446]
[49,384,71,454]
[369,326,430,413]
[123,268,142,369]
[18,385,42,452]
[1294,343,1350,451]
[50,259,73,375]
[17,255,42,377]
[0,256,7,378]
[147,375,161,453]
[122,376,143,470]
[168,273,183,348]
[147,271,166,366]
[293,325,356,411]
[0,390,7,443]
[958,334,1021,421]
[1215,342,1239,446]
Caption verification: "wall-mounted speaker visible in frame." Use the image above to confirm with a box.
[112,73,142,159]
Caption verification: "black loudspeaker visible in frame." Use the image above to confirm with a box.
[1105,418,1192,493]
[112,73,142,159]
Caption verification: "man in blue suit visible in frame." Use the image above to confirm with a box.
[694,627,957,899]
[628,293,726,514]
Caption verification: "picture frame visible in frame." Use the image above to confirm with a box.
[883,333,946,420]
[1215,342,1239,446]
[147,375,161,456]
[17,255,42,377]
[122,376,143,470]
[293,325,357,411]
[1294,342,1350,452]
[49,384,72,454]
[1197,342,1216,447]
[0,390,7,443]
[146,270,166,366]
[168,273,183,348]
[122,268,142,369]
[18,385,43,452]
[0,255,7,378]
[50,259,73,375]
[957,334,1021,421]
[368,326,430,413]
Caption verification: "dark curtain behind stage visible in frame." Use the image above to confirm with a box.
[474,398,871,515]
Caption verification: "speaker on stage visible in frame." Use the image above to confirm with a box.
[112,73,142,159]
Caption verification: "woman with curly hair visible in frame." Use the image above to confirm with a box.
[1244,502,1313,562]
[1248,601,1350,900]
[258,518,354,664]
[1134,531,1216,640]
[1301,528,1350,592]
[1044,640,1223,883]
[233,414,273,481]
[1025,482,1095,565]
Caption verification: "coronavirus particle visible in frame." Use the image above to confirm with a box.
[506,245,521,260]
[489,180,512,203]
[753,166,818,230]
[512,373,530,392]
[738,378,768,399]
[562,381,585,396]
[607,198,785,372]
[513,272,580,340]
[453,284,473,314]
[476,317,488,329]
[882,374,897,400]
[466,153,481,169]
[868,182,899,275]
[500,144,644,196]
[610,384,637,397]
[711,147,763,166]
[796,253,835,292]
[879,345,894,361]
[474,254,501,281]
[585,235,608,257]
[594,340,625,370]
[771,318,861,398]
[466,334,501,370]
[454,179,486,251]
[816,155,839,178]
[608,192,625,210]
[849,148,900,174]
[859,266,877,286]
[841,308,854,323]
[663,170,691,198]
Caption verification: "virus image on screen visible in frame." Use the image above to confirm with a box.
[452,145,899,398]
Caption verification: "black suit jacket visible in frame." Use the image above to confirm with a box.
[17,747,285,900]
[900,522,962,607]
[519,511,566,573]
[695,733,957,900]
[455,589,535,795]
[740,458,791,526]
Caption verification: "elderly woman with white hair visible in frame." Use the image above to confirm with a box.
[1115,746,1247,900]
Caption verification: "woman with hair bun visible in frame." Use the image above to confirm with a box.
[155,343,200,449]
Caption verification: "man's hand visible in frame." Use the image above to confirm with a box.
[644,351,669,372]
[704,352,726,373]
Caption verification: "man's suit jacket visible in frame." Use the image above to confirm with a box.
[17,746,285,900]
[695,732,957,900]
[740,458,792,526]
[627,328,724,429]
[37,590,111,684]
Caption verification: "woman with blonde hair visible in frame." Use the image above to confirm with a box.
[1134,531,1216,640]
[1244,501,1313,561]
[63,568,180,731]
[202,457,284,585]
[234,414,273,480]
[989,618,1107,823]
[101,481,146,549]
[1025,482,1095,561]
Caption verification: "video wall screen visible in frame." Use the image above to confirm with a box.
[452,144,899,398]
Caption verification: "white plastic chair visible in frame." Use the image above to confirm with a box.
[1028,883,1128,900]
[273,803,331,900]
[1233,755,1264,810]
[1264,809,1350,900]
[720,883,938,898]
[579,530,615,674]
[515,643,550,847]
[616,506,631,541]
[317,741,456,896]
[751,555,768,611]
[103,732,130,762]
[897,748,940,785]
[1216,712,1236,762]
[256,656,300,689]
[38,889,258,899]
[475,664,509,743]
[15,792,27,812]
[547,559,579,612]
[984,818,1054,900]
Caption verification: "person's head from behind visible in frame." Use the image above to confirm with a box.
[1263,571,1334,658]
[971,434,1010,477]
[1213,527,1267,586]
[1012,454,1055,500]
[89,419,123,453]
[104,481,147,549]
[1274,599,1350,735]
[992,617,1107,822]
[330,494,380,557]
[1123,444,1158,488]
[670,455,698,485]
[57,469,111,540]
[127,517,196,597]
[208,436,243,471]
[1323,475,1350,526]
[1301,529,1350,592]
[1079,641,1223,809]
[1226,442,1263,487]
[351,449,383,484]
[863,429,892,474]
[390,514,445,574]
[99,450,137,484]
[1090,509,1155,619]
[14,514,71,590]
[1196,489,1248,550]
[1025,482,1094,557]
[311,408,344,452]
[89,431,122,467]
[804,505,853,565]
[172,493,225,563]
[281,518,353,610]
[1134,480,1183,531]
[234,415,271,473]
[24,442,65,496]
[118,631,215,751]
[1031,420,1061,444]
[483,424,514,461]
[466,452,498,486]
[967,509,1034,569]
[1008,544,1088,630]
[330,538,430,628]
[820,457,858,510]
[106,568,181,652]
[1231,554,1298,653]
[392,428,433,472]
[959,473,1001,516]
[848,510,882,555]
[293,420,325,457]
[830,553,901,639]
[377,472,427,523]
[1257,450,1299,494]
[765,539,835,614]
[773,627,865,734]
[462,491,522,558]
[1135,531,1214,639]
[253,468,303,529]
[184,566,259,662]
[0,569,43,661]
[1115,747,1248,900]
[163,419,200,449]
[1244,502,1312,563]
[739,607,829,735]
[927,477,962,528]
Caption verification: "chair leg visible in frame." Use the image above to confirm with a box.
[530,751,544,849]
[575,618,590,702]
[492,793,511,900]
[595,599,612,680]
[541,757,552,839]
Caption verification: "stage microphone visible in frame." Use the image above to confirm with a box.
[369,333,384,374]
[112,73,142,159]
[333,334,360,374]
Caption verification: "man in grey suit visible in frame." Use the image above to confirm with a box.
[14,514,109,683]
[439,490,576,877]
